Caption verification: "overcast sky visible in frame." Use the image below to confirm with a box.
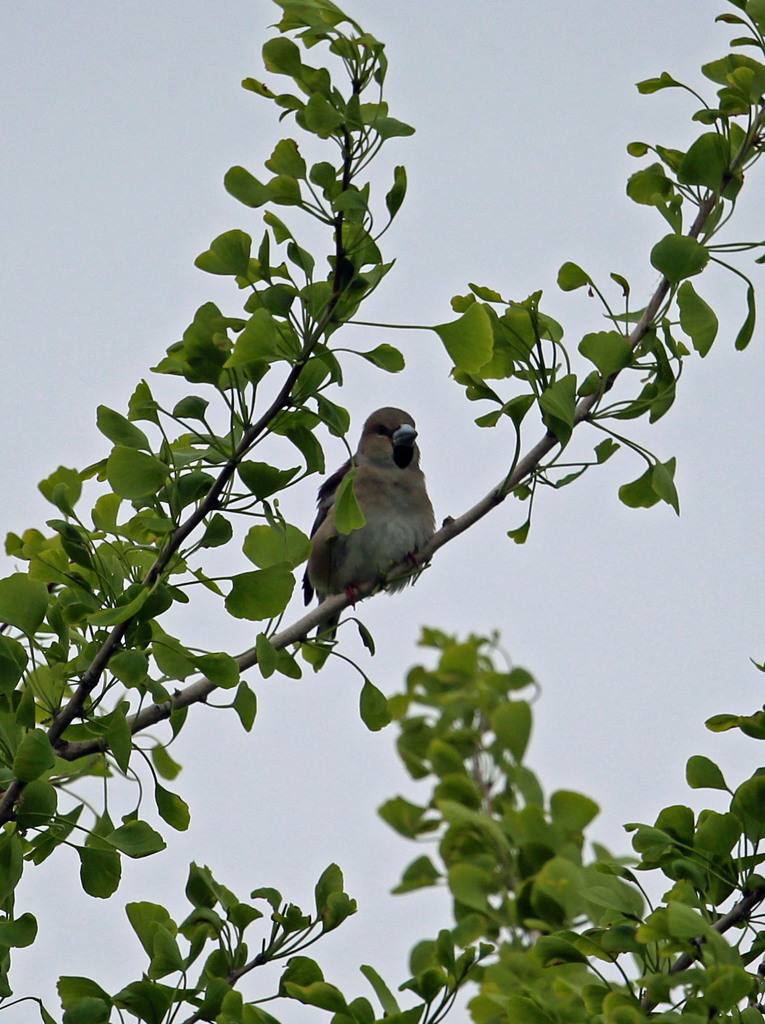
[2,2,765,1020]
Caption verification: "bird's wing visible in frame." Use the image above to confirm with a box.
[309,457,351,537]
[302,457,351,604]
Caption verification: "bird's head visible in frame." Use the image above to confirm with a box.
[357,407,419,469]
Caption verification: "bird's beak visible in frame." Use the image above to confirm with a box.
[392,424,417,447]
[391,423,417,469]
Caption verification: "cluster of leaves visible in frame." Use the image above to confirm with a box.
[41,856,487,1024]
[381,629,765,1024]
[0,0,764,1020]
[0,0,417,1007]
[48,862,361,1024]
[435,0,765,537]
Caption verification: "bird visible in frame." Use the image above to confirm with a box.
[303,407,435,635]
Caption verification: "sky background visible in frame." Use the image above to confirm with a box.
[2,1,765,1020]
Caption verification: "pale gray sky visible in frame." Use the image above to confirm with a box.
[2,2,765,1020]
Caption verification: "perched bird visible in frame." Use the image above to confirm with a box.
[303,407,435,633]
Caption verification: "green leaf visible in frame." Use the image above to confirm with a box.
[637,71,684,93]
[650,235,709,283]
[317,396,350,438]
[677,281,719,356]
[238,461,299,499]
[706,966,755,1011]
[283,981,348,1014]
[266,138,307,179]
[579,331,633,377]
[433,302,493,372]
[686,754,728,790]
[557,262,591,291]
[244,524,311,569]
[626,163,674,205]
[360,964,400,1016]
[374,116,415,139]
[360,679,392,732]
[385,165,407,218]
[78,846,122,898]
[262,37,302,76]
[618,466,656,509]
[508,519,530,545]
[610,272,630,296]
[550,790,599,831]
[97,406,150,451]
[732,774,765,841]
[539,374,577,445]
[38,465,82,513]
[13,729,55,782]
[535,936,589,967]
[334,469,366,535]
[492,701,532,762]
[106,821,167,859]
[595,438,620,463]
[651,458,680,514]
[149,926,184,979]
[128,379,160,424]
[195,229,252,276]
[0,574,49,635]
[88,586,150,627]
[58,977,112,1010]
[300,94,345,138]
[0,833,22,907]
[151,744,181,781]
[359,343,405,372]
[314,863,343,918]
[106,707,132,773]
[226,567,295,620]
[172,395,209,420]
[393,855,441,894]
[735,280,756,350]
[15,779,57,829]
[110,649,149,688]
[255,633,279,678]
[678,133,730,189]
[106,446,169,500]
[225,308,284,366]
[195,652,239,689]
[666,901,708,940]
[152,634,195,680]
[224,166,273,208]
[619,459,678,513]
[199,513,233,549]
[469,282,504,302]
[113,979,172,1024]
[0,636,26,695]
[448,862,492,913]
[0,912,37,948]
[281,422,325,475]
[233,680,258,732]
[155,784,190,831]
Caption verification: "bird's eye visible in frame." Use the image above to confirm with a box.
[375,424,390,436]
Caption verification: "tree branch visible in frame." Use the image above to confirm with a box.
[640,885,765,1015]
[52,189,721,766]
[0,140,359,824]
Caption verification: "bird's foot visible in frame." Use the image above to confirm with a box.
[344,584,361,608]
